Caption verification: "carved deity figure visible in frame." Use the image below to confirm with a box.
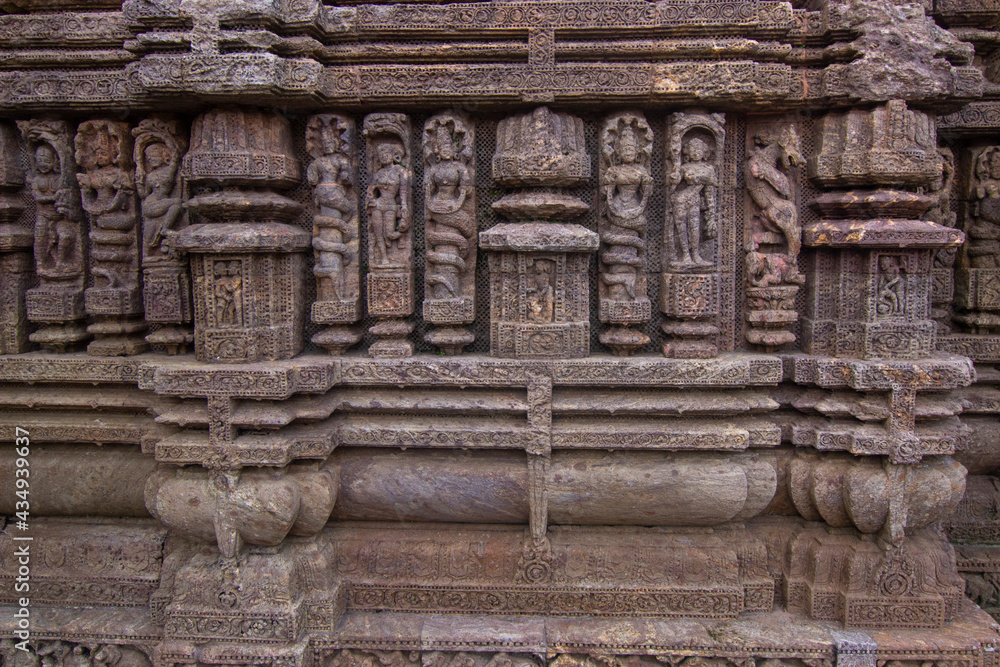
[877,255,906,316]
[33,144,79,275]
[214,260,242,327]
[367,139,411,266]
[526,259,555,324]
[600,115,652,300]
[75,120,138,291]
[969,146,1000,269]
[746,124,805,283]
[669,136,718,270]
[306,114,356,301]
[19,122,84,281]
[424,113,475,300]
[133,118,186,263]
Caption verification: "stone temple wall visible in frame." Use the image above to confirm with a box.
[1,1,1000,667]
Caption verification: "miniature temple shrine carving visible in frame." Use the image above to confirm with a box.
[1,1,1000,667]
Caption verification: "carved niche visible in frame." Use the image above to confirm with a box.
[803,101,963,360]
[0,121,31,354]
[133,117,191,354]
[661,111,725,359]
[956,145,1000,333]
[744,120,805,351]
[76,119,147,356]
[597,111,653,357]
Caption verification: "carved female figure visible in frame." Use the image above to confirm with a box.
[133,118,186,263]
[75,121,137,291]
[306,115,356,301]
[601,120,652,301]
[745,124,805,282]
[969,146,1000,269]
[669,136,717,270]
[367,140,411,266]
[424,114,475,299]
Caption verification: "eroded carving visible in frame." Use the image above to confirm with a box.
[662,111,725,359]
[745,121,804,350]
[133,116,191,354]
[18,119,89,352]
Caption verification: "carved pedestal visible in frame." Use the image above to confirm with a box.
[176,224,309,363]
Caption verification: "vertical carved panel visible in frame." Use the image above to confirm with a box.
[76,119,147,356]
[661,111,725,358]
[307,113,362,355]
[744,120,805,350]
[0,122,31,354]
[364,112,415,358]
[133,116,192,354]
[423,111,477,355]
[956,145,1000,333]
[597,111,652,357]
[18,119,89,352]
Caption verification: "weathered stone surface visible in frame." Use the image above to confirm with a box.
[1,0,999,662]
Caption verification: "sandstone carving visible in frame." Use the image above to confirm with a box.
[0,0,998,665]
[133,116,191,354]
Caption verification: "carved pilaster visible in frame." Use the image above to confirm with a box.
[0,122,31,354]
[364,112,415,358]
[18,119,89,352]
[423,111,477,355]
[307,114,362,355]
[133,116,191,354]
[661,110,724,358]
[597,111,652,357]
